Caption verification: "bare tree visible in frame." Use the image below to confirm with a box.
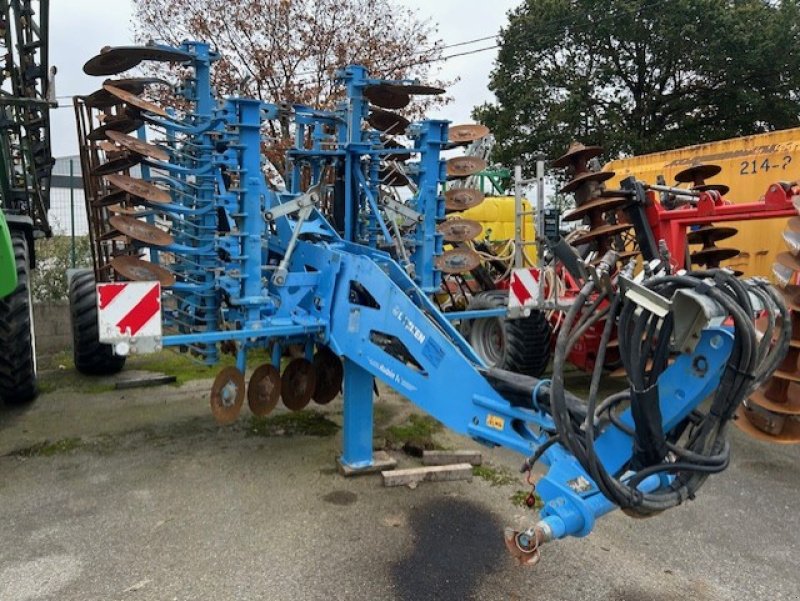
[132,0,452,145]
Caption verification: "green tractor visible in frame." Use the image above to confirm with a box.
[0,0,53,404]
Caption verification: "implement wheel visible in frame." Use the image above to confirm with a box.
[69,269,126,375]
[462,291,551,377]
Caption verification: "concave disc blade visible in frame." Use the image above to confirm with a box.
[312,347,343,405]
[210,367,245,425]
[248,364,282,417]
[281,358,317,411]
[110,255,176,287]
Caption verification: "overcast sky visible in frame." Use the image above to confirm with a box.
[49,0,521,157]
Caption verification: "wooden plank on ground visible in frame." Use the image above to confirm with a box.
[422,450,482,466]
[381,463,473,488]
[115,374,177,390]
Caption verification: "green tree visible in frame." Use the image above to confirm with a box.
[475,0,800,172]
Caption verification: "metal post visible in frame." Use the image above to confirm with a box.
[514,164,523,269]
[340,357,375,469]
[69,158,75,267]
[535,158,546,305]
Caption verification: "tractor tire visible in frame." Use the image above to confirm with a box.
[0,233,38,404]
[69,269,126,375]
[462,290,551,378]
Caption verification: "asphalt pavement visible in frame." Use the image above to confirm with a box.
[1,376,798,601]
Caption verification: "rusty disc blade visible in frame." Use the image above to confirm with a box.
[110,255,176,287]
[368,108,410,134]
[775,251,800,273]
[103,84,169,117]
[106,130,169,161]
[562,196,630,222]
[693,183,730,195]
[734,404,800,443]
[448,124,491,145]
[109,214,174,247]
[437,218,483,242]
[559,170,614,194]
[390,83,446,96]
[248,364,282,417]
[92,154,142,177]
[446,156,487,179]
[690,247,740,266]
[104,174,171,204]
[93,188,129,208]
[379,166,410,187]
[750,383,800,415]
[87,117,144,141]
[674,163,721,184]
[84,45,192,76]
[86,77,170,108]
[364,85,411,110]
[435,248,481,274]
[686,225,738,246]
[444,188,484,212]
[281,358,317,411]
[777,284,800,311]
[312,347,343,405]
[569,223,632,246]
[83,47,141,76]
[210,367,245,425]
[551,141,604,168]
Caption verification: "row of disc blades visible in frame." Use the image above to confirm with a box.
[211,348,344,425]
[736,211,800,443]
[554,142,637,265]
[676,163,741,270]
[355,81,490,278]
[79,65,181,287]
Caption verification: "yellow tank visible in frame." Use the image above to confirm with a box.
[605,128,800,277]
[454,195,537,264]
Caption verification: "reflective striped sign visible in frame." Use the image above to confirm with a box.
[97,281,162,342]
[508,269,539,309]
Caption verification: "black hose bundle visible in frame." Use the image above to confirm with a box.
[548,261,788,516]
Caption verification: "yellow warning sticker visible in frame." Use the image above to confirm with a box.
[486,414,505,430]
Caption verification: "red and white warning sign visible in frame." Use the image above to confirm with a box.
[508,268,540,310]
[97,281,162,354]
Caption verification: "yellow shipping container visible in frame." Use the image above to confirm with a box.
[605,128,800,278]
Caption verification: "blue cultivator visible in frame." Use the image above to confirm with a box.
[73,41,787,564]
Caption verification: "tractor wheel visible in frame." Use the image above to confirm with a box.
[0,233,38,404]
[462,291,551,377]
[69,269,126,375]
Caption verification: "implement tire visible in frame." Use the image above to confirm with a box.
[0,233,38,404]
[69,269,126,375]
[462,291,551,378]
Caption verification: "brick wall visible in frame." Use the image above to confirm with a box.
[33,301,71,359]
